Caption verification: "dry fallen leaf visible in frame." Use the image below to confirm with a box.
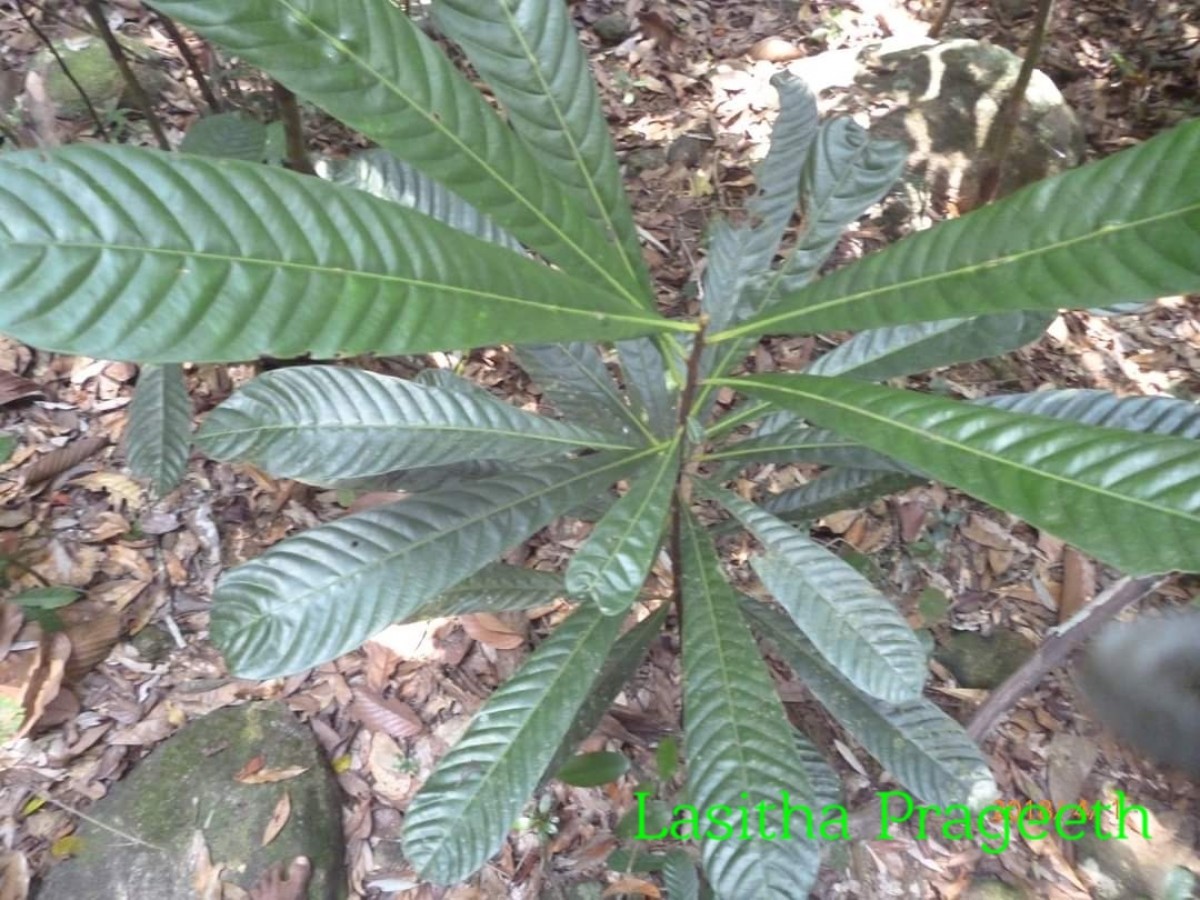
[0,371,43,407]
[461,613,525,651]
[23,436,109,486]
[1059,547,1094,622]
[236,765,309,785]
[349,686,424,740]
[261,790,292,846]
[0,850,30,900]
[748,36,803,61]
[604,876,661,898]
[70,472,143,511]
[188,829,223,900]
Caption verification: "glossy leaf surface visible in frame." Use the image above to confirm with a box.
[196,366,630,483]
[724,374,1200,574]
[212,449,654,677]
[403,603,623,882]
[0,147,680,363]
[716,119,1200,342]
[680,511,820,897]
[700,484,925,703]
[125,364,191,496]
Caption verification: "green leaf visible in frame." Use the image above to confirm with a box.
[557,751,630,787]
[10,586,81,610]
[655,736,679,782]
[976,389,1200,439]
[703,73,818,332]
[724,374,1200,575]
[0,147,684,363]
[196,366,633,484]
[402,603,623,882]
[679,510,820,898]
[618,337,680,438]
[517,343,648,440]
[212,448,656,678]
[566,439,679,614]
[714,118,1200,342]
[700,422,902,471]
[662,849,701,900]
[805,310,1054,382]
[742,599,995,808]
[759,467,921,523]
[0,434,15,464]
[401,563,565,621]
[179,112,267,161]
[434,0,649,299]
[317,148,522,251]
[697,483,926,703]
[791,729,841,812]
[125,364,191,496]
[544,604,668,789]
[696,116,907,414]
[148,0,637,303]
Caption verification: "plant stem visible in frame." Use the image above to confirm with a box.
[676,314,708,434]
[928,0,957,38]
[15,0,109,140]
[154,11,221,112]
[975,0,1055,205]
[273,82,315,175]
[966,574,1165,742]
[82,0,171,150]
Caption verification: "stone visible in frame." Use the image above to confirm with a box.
[37,702,345,899]
[593,13,631,46]
[935,630,1034,689]
[36,36,162,120]
[788,38,1084,213]
[962,877,1027,900]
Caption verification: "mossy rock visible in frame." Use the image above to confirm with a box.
[36,36,162,119]
[36,702,346,899]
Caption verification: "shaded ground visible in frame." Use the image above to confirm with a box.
[1,0,1198,897]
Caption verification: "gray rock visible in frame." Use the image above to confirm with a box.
[593,13,631,46]
[789,38,1084,213]
[962,877,1028,900]
[35,36,163,120]
[37,702,345,899]
[936,630,1034,689]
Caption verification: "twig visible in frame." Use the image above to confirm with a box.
[273,81,315,175]
[928,0,957,38]
[975,0,1055,204]
[153,11,221,112]
[82,0,171,150]
[14,0,109,139]
[967,574,1167,742]
[37,795,166,851]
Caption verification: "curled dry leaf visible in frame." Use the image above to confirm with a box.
[23,436,109,486]
[261,790,291,847]
[0,613,71,741]
[0,371,43,407]
[349,686,424,740]
[461,612,525,651]
[59,600,122,681]
[236,764,309,785]
[749,36,804,61]
[604,876,662,898]
[0,849,31,900]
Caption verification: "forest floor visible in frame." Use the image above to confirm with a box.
[1,0,1199,898]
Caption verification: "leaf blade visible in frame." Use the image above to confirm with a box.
[0,147,682,362]
[680,510,820,898]
[566,438,680,614]
[196,366,634,484]
[402,603,624,882]
[212,449,656,678]
[715,119,1200,342]
[723,373,1200,575]
[125,363,191,496]
[148,0,638,300]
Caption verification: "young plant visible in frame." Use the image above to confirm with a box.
[1,1,1198,896]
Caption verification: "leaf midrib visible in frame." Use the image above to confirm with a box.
[709,200,1200,343]
[269,0,642,308]
[728,378,1200,527]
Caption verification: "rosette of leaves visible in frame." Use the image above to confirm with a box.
[1,1,1198,896]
